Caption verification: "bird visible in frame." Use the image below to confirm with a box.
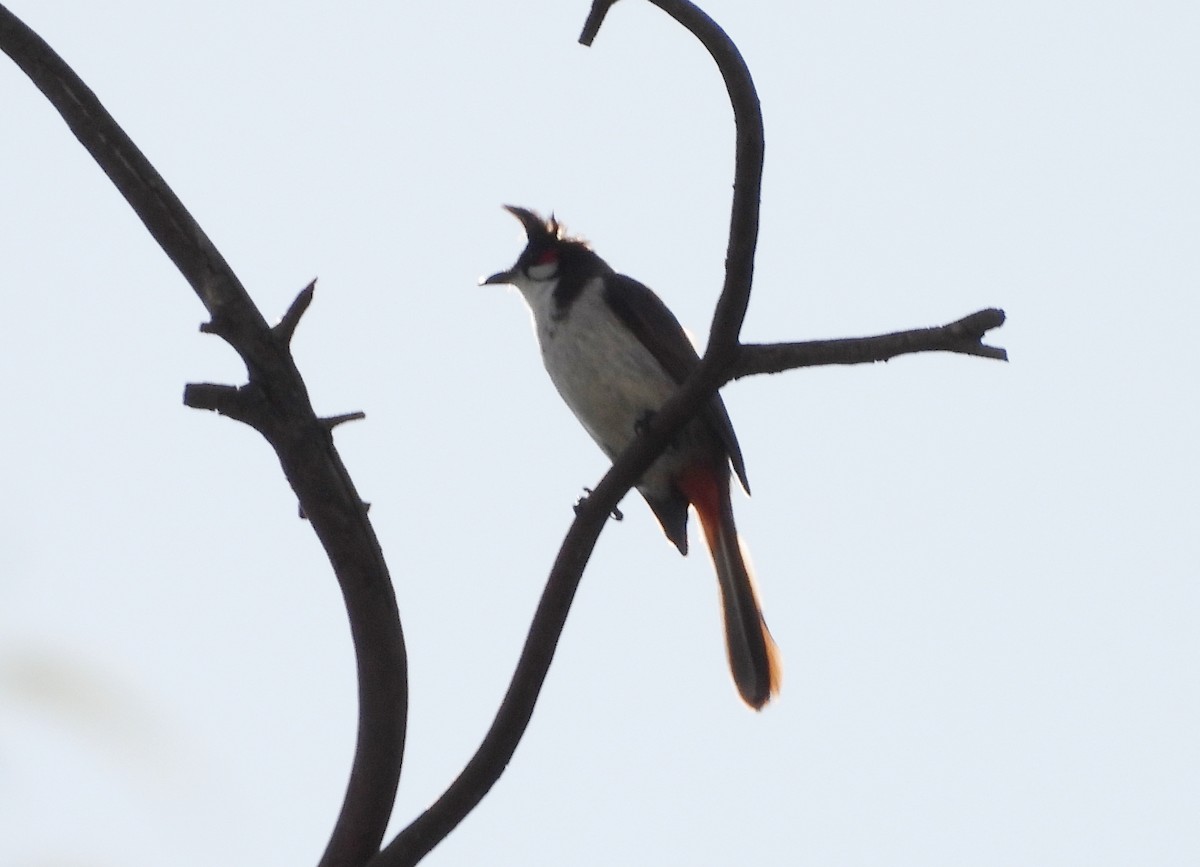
[482,205,781,709]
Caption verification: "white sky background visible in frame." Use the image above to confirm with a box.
[1,1,1197,864]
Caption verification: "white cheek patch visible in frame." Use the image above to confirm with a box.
[527,261,558,281]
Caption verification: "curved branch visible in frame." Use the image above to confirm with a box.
[583,0,763,354]
[0,4,263,342]
[0,8,406,866]
[651,0,764,353]
[733,308,1009,378]
[376,2,764,865]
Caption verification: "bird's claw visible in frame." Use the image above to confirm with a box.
[574,487,623,521]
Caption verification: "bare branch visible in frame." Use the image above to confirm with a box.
[0,4,262,339]
[578,0,619,45]
[376,2,765,865]
[733,308,1008,378]
[0,8,406,866]
[651,0,764,353]
[183,382,265,428]
[274,279,318,346]
[321,411,368,430]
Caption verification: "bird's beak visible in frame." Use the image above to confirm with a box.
[481,269,514,286]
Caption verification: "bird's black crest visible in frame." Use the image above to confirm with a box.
[546,214,589,247]
[504,205,591,250]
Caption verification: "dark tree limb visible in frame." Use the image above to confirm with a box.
[322,411,369,431]
[182,382,266,427]
[0,7,406,867]
[274,279,318,346]
[374,2,769,865]
[733,308,1009,379]
[578,0,618,45]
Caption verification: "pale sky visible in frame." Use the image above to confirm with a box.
[1,1,1197,865]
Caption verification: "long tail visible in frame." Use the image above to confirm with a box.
[678,466,782,710]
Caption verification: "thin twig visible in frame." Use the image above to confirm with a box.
[578,0,619,44]
[274,279,318,346]
[321,411,368,430]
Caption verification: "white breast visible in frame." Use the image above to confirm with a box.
[517,276,677,462]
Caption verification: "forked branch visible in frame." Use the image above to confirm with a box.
[376,1,773,864]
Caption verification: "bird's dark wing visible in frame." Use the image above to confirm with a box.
[602,274,750,494]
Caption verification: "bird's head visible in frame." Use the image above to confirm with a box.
[482,205,599,289]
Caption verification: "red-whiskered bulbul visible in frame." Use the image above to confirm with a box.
[483,206,781,709]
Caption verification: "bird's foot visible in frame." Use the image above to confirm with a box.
[574,487,623,521]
